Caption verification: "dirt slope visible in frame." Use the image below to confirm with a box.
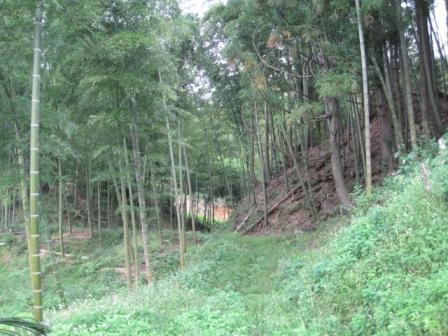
[234,97,448,234]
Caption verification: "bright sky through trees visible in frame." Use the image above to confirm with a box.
[181,0,225,16]
[434,0,448,49]
[182,0,448,48]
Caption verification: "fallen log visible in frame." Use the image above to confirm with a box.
[40,249,72,258]
[0,231,26,236]
[235,213,251,232]
[238,184,303,233]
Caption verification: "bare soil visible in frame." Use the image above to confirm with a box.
[234,99,448,234]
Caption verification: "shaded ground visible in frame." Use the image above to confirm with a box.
[234,99,448,234]
[45,232,321,335]
[47,217,348,335]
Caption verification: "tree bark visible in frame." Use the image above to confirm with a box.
[356,0,372,194]
[415,0,431,135]
[253,106,268,228]
[177,118,187,254]
[118,157,133,290]
[85,162,92,237]
[124,141,140,281]
[130,119,152,283]
[166,113,184,268]
[328,97,354,209]
[396,0,418,149]
[58,157,65,258]
[97,181,101,247]
[28,1,43,321]
[417,0,443,133]
[377,88,395,175]
[183,146,196,242]
[321,52,354,209]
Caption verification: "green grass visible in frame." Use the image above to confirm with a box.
[43,220,350,335]
[0,229,196,318]
[3,137,448,335]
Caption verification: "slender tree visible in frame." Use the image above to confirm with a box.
[130,118,152,283]
[396,0,417,149]
[58,157,65,258]
[118,156,133,290]
[355,0,372,194]
[28,0,43,322]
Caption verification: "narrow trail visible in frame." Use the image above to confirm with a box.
[187,233,308,322]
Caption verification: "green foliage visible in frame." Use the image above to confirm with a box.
[316,71,356,99]
[5,140,448,334]
[43,234,303,335]
[0,317,49,336]
[274,140,448,335]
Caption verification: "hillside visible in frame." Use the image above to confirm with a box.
[2,136,444,335]
[233,106,448,235]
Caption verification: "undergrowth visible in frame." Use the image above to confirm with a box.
[280,138,448,335]
[2,137,448,335]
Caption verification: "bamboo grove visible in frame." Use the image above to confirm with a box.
[0,0,447,321]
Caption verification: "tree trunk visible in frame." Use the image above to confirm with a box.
[85,162,92,237]
[118,157,133,290]
[124,140,140,280]
[356,0,372,194]
[166,114,184,268]
[371,53,404,153]
[107,181,111,228]
[417,0,443,133]
[383,50,405,151]
[328,97,354,209]
[177,118,187,254]
[183,146,196,243]
[396,0,418,149]
[64,194,72,235]
[377,88,395,175]
[130,119,152,283]
[28,1,43,321]
[264,103,271,181]
[150,169,162,244]
[12,192,15,227]
[415,0,431,135]
[97,181,101,247]
[253,106,268,228]
[58,157,65,258]
[391,44,405,136]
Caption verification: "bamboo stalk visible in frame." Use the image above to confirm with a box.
[28,1,43,321]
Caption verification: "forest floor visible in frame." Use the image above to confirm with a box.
[43,224,344,336]
[233,116,388,235]
[1,137,448,335]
